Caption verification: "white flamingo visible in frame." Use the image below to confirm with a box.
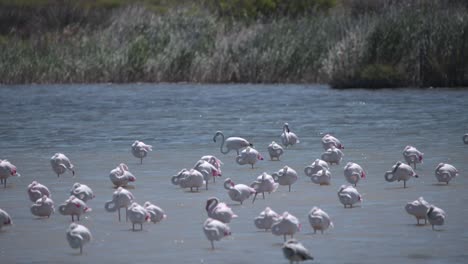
[281,123,300,148]
[236,146,264,169]
[70,183,94,202]
[27,181,51,203]
[58,196,91,222]
[131,140,152,164]
[203,218,231,250]
[308,207,333,234]
[31,195,55,218]
[193,160,221,189]
[282,239,314,264]
[250,172,278,203]
[403,146,424,169]
[321,146,344,165]
[50,153,74,178]
[434,163,458,184]
[272,166,298,192]
[127,202,150,231]
[0,159,20,188]
[337,185,362,208]
[109,163,136,187]
[0,208,12,230]
[66,223,92,254]
[271,212,301,241]
[144,201,167,223]
[384,161,419,188]
[310,169,331,186]
[213,131,252,155]
[205,197,238,223]
[427,206,446,231]
[405,197,431,225]
[343,162,366,187]
[223,178,256,205]
[254,207,280,231]
[268,141,284,161]
[171,169,205,192]
[321,134,344,150]
[304,159,329,178]
[104,187,134,222]
[200,155,223,177]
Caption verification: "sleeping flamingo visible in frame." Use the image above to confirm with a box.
[27,181,51,203]
[281,123,300,148]
[223,178,256,205]
[271,212,301,242]
[30,195,55,218]
[343,162,366,187]
[200,155,223,180]
[205,197,237,223]
[272,166,298,192]
[213,131,252,155]
[193,159,221,189]
[131,140,152,164]
[321,134,344,150]
[403,146,423,169]
[337,185,362,208]
[254,207,280,231]
[434,163,458,184]
[0,208,12,230]
[144,201,167,224]
[50,153,74,178]
[0,159,20,188]
[309,168,331,186]
[405,197,431,225]
[109,163,136,187]
[127,202,150,231]
[70,183,94,202]
[304,159,329,178]
[282,239,314,263]
[427,205,446,231]
[171,169,205,192]
[250,172,278,203]
[105,187,134,222]
[203,218,231,250]
[268,141,284,161]
[384,161,418,188]
[58,196,91,222]
[66,223,92,254]
[236,146,264,169]
[321,146,344,165]
[308,207,333,234]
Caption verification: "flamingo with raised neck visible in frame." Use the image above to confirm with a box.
[205,197,237,223]
[281,123,300,148]
[213,131,252,155]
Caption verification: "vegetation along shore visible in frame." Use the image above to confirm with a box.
[0,0,467,88]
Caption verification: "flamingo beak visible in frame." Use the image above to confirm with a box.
[249,143,253,147]
[414,174,419,178]
[361,172,366,179]
[419,156,423,162]
[72,170,75,176]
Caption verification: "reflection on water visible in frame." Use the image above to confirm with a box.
[0,84,467,263]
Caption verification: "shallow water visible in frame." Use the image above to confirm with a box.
[0,84,467,264]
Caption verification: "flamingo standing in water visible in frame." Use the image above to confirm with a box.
[427,205,446,231]
[193,159,221,189]
[304,159,329,178]
[281,123,300,148]
[337,185,362,208]
[308,207,333,234]
[0,208,12,230]
[321,134,344,150]
[254,207,280,231]
[127,202,150,231]
[205,197,238,223]
[463,134,468,144]
[282,239,314,263]
[343,162,366,187]
[203,218,231,250]
[131,140,152,164]
[213,131,252,155]
[58,196,91,222]
[109,163,136,188]
[0,159,20,188]
[30,195,55,218]
[384,161,418,188]
[70,183,94,202]
[200,155,223,181]
[236,147,264,169]
[27,181,50,202]
[104,187,134,222]
[434,163,458,184]
[272,166,298,192]
[402,146,423,169]
[268,141,284,161]
[271,212,301,242]
[66,223,92,254]
[405,197,431,225]
[250,172,278,203]
[50,153,74,177]
[223,178,256,205]
[144,201,167,224]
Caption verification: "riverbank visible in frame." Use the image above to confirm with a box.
[1,0,467,88]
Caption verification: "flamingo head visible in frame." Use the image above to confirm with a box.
[361,171,366,179]
[418,154,423,162]
[257,154,264,161]
[128,176,136,182]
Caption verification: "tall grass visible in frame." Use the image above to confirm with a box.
[0,1,467,87]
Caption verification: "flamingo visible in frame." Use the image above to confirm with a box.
[144,201,167,224]
[213,131,252,155]
[271,212,301,242]
[254,207,280,231]
[30,195,55,218]
[434,163,458,184]
[250,172,278,203]
[321,134,344,150]
[223,178,256,205]
[131,140,152,164]
[66,223,92,254]
[304,159,329,178]
[236,146,264,169]
[427,206,446,231]
[343,162,366,187]
[0,159,20,188]
[109,163,136,187]
[193,159,221,189]
[403,146,424,169]
[127,202,150,231]
[321,146,344,165]
[308,207,333,234]
[405,197,431,225]
[463,134,468,144]
[104,187,134,222]
[58,196,91,222]
[337,185,362,208]
[281,123,300,148]
[70,183,94,202]
[384,161,419,188]
[268,141,284,161]
[0,208,12,230]
[282,239,314,264]
[272,166,298,192]
[50,153,74,177]
[172,169,205,192]
[205,197,237,223]
[309,169,331,186]
[203,218,231,250]
[27,181,51,203]
[200,155,223,177]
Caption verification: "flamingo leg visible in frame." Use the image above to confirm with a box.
[404,180,407,188]
[80,245,83,254]
[126,209,128,222]
[140,157,143,164]
[262,192,265,199]
[118,208,121,222]
[72,215,74,222]
[211,240,214,250]
[283,234,287,241]
[252,193,258,204]
[3,179,6,188]
[289,185,291,192]
[77,215,80,221]
[132,223,135,231]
